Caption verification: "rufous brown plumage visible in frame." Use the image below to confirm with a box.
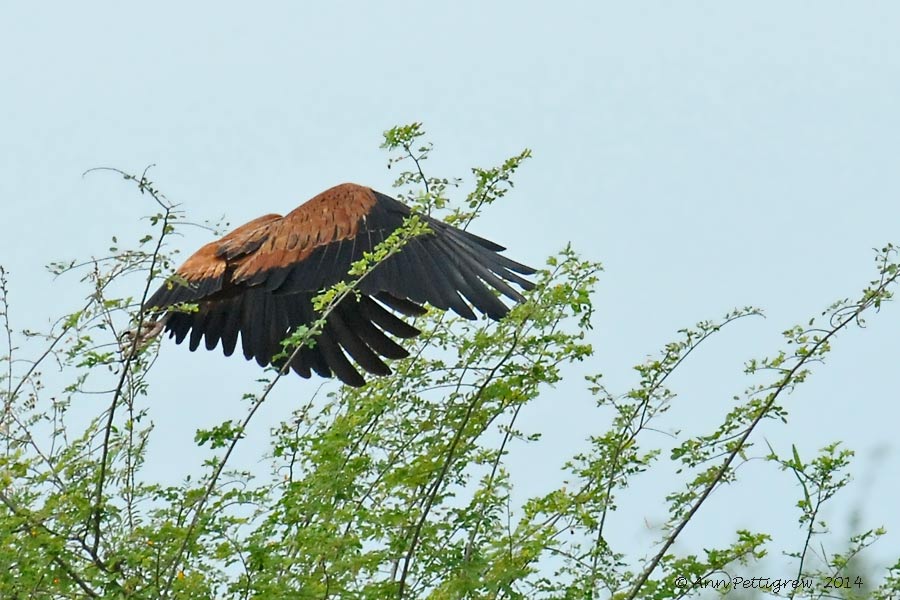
[144,183,535,386]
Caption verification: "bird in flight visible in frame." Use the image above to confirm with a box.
[141,183,535,386]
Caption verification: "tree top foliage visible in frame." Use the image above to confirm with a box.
[1,124,898,599]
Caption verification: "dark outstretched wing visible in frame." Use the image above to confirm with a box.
[144,183,535,386]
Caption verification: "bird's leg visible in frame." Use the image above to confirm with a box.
[120,313,169,358]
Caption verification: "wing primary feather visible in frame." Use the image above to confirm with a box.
[417,239,478,319]
[383,245,430,304]
[260,294,291,366]
[329,239,355,283]
[188,308,211,351]
[432,237,511,318]
[437,236,525,305]
[434,220,507,252]
[282,293,332,378]
[443,228,537,287]
[305,339,332,378]
[240,290,258,361]
[373,292,427,317]
[289,355,312,378]
[220,296,243,356]
[250,292,272,366]
[203,305,227,351]
[403,237,461,311]
[369,229,407,291]
[359,296,421,339]
[318,322,366,387]
[327,306,392,376]
[337,299,409,359]
[167,313,192,344]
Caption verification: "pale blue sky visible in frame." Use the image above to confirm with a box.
[2,1,899,582]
